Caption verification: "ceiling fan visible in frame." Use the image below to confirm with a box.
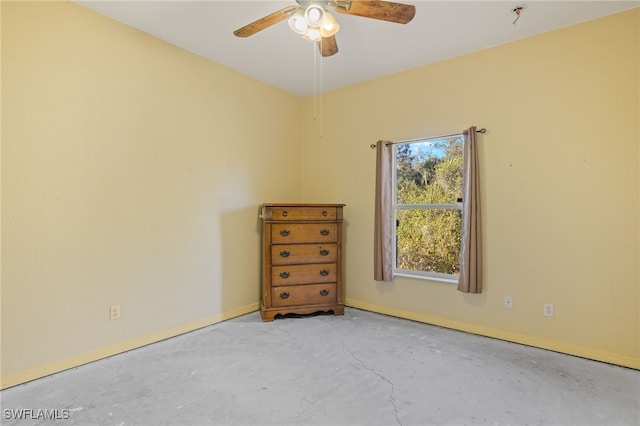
[233,0,416,57]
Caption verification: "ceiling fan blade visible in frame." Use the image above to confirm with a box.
[233,5,297,37]
[334,1,416,24]
[319,35,339,57]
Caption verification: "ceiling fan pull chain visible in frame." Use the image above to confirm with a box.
[320,41,324,140]
[313,40,317,121]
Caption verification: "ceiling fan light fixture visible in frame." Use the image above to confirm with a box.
[234,0,416,58]
[319,12,339,37]
[288,8,308,34]
[304,3,326,27]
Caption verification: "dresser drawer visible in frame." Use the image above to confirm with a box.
[268,206,337,221]
[272,263,336,286]
[272,244,337,265]
[271,283,337,307]
[272,223,337,244]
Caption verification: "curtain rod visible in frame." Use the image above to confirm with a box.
[369,128,486,149]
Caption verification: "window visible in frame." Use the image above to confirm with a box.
[393,135,463,281]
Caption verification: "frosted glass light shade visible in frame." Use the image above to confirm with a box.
[288,9,308,35]
[303,27,322,41]
[320,12,339,37]
[304,4,325,27]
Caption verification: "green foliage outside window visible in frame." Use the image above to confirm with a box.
[395,138,463,276]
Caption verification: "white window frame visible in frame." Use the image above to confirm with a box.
[391,137,463,283]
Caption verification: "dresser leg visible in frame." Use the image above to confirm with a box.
[260,305,276,322]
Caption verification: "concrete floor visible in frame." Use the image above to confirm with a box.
[2,308,639,426]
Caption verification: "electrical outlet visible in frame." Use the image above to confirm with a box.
[544,303,554,317]
[504,296,513,309]
[110,305,121,320]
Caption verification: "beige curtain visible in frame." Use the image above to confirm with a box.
[458,127,483,293]
[374,140,394,281]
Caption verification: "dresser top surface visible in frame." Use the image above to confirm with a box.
[261,203,345,208]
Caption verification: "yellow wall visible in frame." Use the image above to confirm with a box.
[1,1,302,387]
[301,9,640,368]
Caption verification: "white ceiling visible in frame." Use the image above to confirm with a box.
[76,1,638,97]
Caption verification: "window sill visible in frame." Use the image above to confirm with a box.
[393,271,459,285]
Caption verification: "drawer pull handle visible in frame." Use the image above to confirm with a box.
[320,229,330,236]
[320,289,330,296]
[280,229,290,237]
[280,292,290,299]
[280,250,290,257]
[319,249,330,256]
[282,211,288,217]
[322,210,328,217]
[280,272,290,279]
[319,269,330,276]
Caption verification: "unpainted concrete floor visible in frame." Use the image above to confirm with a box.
[1,308,639,425]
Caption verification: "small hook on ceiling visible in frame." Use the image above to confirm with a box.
[512,5,525,25]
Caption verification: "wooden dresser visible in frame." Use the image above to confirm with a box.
[260,203,345,321]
